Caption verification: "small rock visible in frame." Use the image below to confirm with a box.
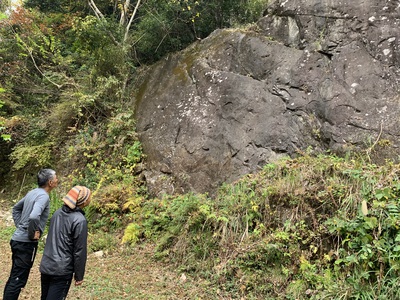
[93,250,104,258]
[179,273,187,283]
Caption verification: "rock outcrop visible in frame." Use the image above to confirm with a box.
[135,0,400,196]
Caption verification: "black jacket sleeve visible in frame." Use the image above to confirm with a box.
[72,219,88,281]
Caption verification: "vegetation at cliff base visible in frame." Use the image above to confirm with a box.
[122,152,400,299]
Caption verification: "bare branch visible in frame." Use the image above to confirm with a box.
[88,0,104,20]
[88,0,121,46]
[120,0,131,25]
[124,0,141,44]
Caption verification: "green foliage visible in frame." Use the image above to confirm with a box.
[133,0,269,63]
[24,0,88,13]
[10,142,54,170]
[47,191,64,216]
[88,231,119,253]
[54,108,147,239]
[0,93,11,141]
[0,0,10,15]
[122,223,141,245]
[0,224,15,240]
[70,16,127,77]
[134,194,218,265]
[121,153,400,298]
[323,183,400,294]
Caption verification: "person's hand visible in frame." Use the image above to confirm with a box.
[33,230,40,240]
[75,280,84,286]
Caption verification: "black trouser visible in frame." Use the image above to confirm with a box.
[3,239,38,300]
[40,274,73,300]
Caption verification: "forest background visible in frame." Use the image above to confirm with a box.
[1,0,400,299]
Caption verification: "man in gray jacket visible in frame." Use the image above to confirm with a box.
[3,168,58,300]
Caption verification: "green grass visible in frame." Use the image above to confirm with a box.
[0,225,14,240]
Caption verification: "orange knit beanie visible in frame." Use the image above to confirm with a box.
[63,186,91,209]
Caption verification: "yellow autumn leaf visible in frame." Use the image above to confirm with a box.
[361,200,368,216]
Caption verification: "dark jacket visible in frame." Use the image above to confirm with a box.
[39,205,88,281]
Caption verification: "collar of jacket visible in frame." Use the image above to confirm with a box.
[62,204,85,215]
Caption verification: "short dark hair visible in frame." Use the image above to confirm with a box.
[37,169,56,187]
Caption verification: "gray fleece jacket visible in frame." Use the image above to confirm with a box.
[11,187,50,243]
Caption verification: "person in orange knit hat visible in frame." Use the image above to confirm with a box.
[39,186,91,300]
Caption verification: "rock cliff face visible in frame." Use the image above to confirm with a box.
[135,0,400,197]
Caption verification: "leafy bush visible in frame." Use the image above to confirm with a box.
[122,223,141,245]
[88,231,119,253]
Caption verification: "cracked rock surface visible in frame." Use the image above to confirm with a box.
[135,0,400,196]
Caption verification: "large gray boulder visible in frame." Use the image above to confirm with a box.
[135,0,400,197]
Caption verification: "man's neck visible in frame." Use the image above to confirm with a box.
[42,186,52,194]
